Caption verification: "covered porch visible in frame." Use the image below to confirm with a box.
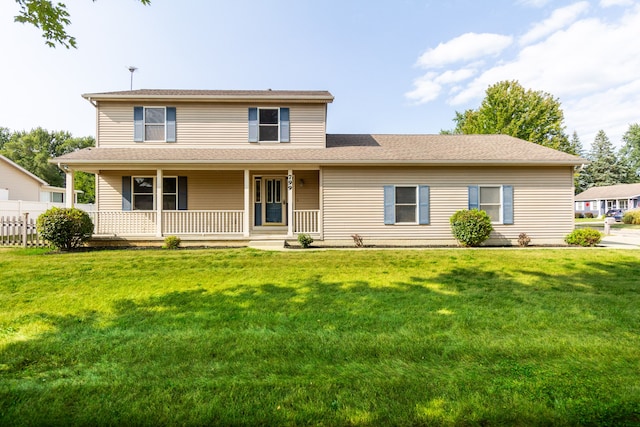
[63,167,321,240]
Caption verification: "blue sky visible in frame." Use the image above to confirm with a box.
[1,0,638,149]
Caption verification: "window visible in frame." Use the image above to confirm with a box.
[134,107,176,142]
[384,185,430,225]
[122,176,187,211]
[468,185,513,224]
[133,177,154,210]
[163,177,177,210]
[248,107,290,143]
[619,200,628,210]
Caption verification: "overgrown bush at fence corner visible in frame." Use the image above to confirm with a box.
[449,209,493,247]
[36,207,94,251]
[565,228,602,247]
[622,209,640,225]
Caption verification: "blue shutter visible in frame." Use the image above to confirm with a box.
[384,185,395,224]
[122,176,132,211]
[503,185,513,224]
[134,107,143,142]
[248,108,258,142]
[178,176,187,210]
[418,185,430,225]
[280,107,290,142]
[166,107,176,142]
[468,185,479,210]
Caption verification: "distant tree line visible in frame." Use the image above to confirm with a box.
[442,80,640,194]
[0,127,95,203]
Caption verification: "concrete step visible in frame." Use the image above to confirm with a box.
[247,240,287,251]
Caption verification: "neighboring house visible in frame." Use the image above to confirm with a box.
[0,154,66,203]
[575,183,640,217]
[52,89,584,246]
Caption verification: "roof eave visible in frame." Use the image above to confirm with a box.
[81,93,334,104]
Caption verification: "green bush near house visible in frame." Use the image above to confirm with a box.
[297,233,314,248]
[36,207,93,251]
[622,209,640,225]
[565,228,602,247]
[163,235,181,249]
[450,209,493,247]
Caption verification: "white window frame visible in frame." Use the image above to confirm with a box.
[144,106,167,142]
[479,185,503,224]
[394,185,418,225]
[132,176,155,211]
[258,107,280,142]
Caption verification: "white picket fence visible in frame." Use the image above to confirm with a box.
[0,214,44,247]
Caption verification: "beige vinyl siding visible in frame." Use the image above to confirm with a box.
[293,170,319,210]
[97,102,326,148]
[0,161,41,201]
[97,170,243,211]
[322,166,575,244]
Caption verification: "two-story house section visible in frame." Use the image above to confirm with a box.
[53,89,585,246]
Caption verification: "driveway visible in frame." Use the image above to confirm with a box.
[600,227,640,249]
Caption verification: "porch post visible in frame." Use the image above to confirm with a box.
[65,169,74,208]
[243,169,250,237]
[287,169,293,237]
[319,168,324,240]
[156,169,163,237]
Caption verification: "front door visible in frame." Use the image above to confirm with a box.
[265,178,285,224]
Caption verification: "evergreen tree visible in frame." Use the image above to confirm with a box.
[581,130,627,188]
[619,123,640,183]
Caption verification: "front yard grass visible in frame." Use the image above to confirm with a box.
[1,247,639,425]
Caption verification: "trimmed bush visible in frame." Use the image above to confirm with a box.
[163,235,181,249]
[575,212,584,219]
[449,209,493,247]
[297,233,314,248]
[622,209,640,225]
[565,228,602,247]
[584,212,594,219]
[37,207,93,251]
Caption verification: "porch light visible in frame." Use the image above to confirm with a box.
[299,179,304,187]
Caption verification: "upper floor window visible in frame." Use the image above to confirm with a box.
[134,106,176,142]
[248,107,290,143]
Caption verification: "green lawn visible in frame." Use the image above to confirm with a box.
[1,247,639,426]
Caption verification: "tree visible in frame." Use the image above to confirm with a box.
[619,123,640,183]
[581,130,628,188]
[0,127,11,150]
[0,128,95,202]
[14,0,151,48]
[448,80,571,152]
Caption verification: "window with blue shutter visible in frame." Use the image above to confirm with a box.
[166,107,176,142]
[133,107,175,142]
[122,176,132,210]
[384,185,430,225]
[133,108,143,142]
[503,185,513,225]
[469,185,513,224]
[248,107,290,143]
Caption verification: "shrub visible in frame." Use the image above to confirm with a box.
[351,234,364,248]
[574,212,584,219]
[518,232,531,247]
[622,209,640,225]
[584,212,594,219]
[565,228,602,247]
[449,209,493,247]
[297,233,314,248]
[163,235,181,249]
[36,207,93,251]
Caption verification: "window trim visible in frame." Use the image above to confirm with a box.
[478,185,503,224]
[248,107,290,143]
[162,176,178,211]
[134,106,176,143]
[143,106,167,142]
[258,107,280,143]
[394,186,419,224]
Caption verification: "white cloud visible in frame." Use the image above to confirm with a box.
[407,1,640,146]
[405,73,442,104]
[415,33,513,69]
[519,1,590,45]
[518,0,553,7]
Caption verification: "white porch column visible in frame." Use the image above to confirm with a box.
[243,169,250,237]
[319,168,324,240]
[65,169,74,208]
[287,169,293,237]
[156,169,163,237]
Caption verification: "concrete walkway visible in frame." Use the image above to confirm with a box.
[600,228,640,249]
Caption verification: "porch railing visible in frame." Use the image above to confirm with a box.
[294,210,319,234]
[163,210,244,234]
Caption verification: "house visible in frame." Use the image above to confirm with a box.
[575,183,640,217]
[51,89,584,246]
[0,154,67,203]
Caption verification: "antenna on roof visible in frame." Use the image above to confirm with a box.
[127,66,138,91]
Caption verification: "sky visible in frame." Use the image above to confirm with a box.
[1,0,639,150]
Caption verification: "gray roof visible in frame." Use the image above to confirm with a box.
[82,89,334,103]
[54,134,585,167]
[575,183,640,200]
